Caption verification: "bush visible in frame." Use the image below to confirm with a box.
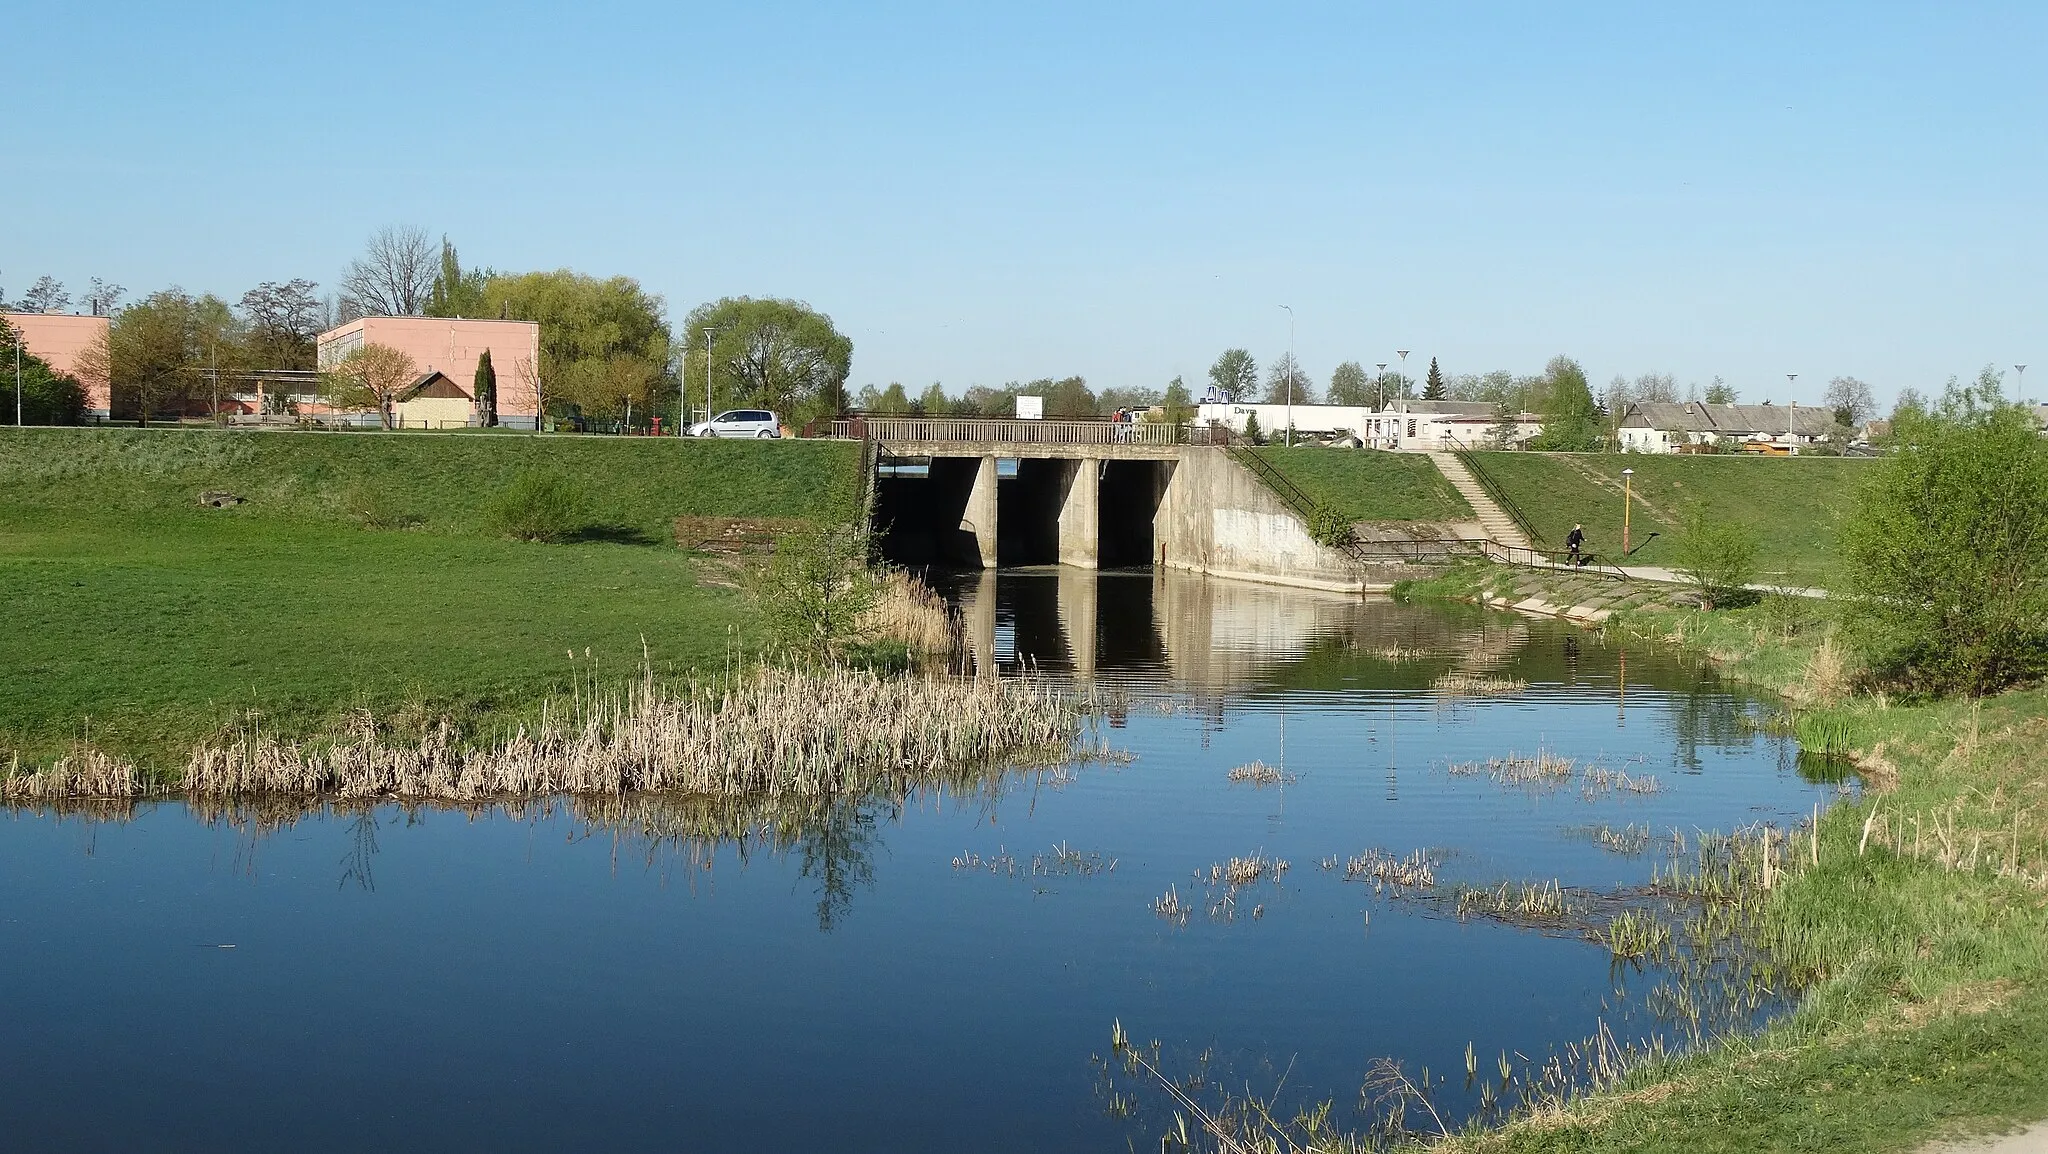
[488,471,588,542]
[1671,503,1758,607]
[1242,412,1263,444]
[1841,370,2048,696]
[745,522,878,660]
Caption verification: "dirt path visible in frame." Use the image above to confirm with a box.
[1923,1122,2048,1153]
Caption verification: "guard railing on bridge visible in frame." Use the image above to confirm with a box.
[820,417,1231,447]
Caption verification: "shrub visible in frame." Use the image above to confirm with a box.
[1671,503,1758,607]
[1840,369,2048,696]
[488,471,588,542]
[1242,412,1263,444]
[745,522,879,660]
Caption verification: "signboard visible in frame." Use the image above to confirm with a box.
[1015,394,1044,420]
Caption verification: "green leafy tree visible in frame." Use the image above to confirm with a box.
[1242,411,1263,443]
[915,381,951,416]
[424,238,492,318]
[1703,377,1739,405]
[485,271,674,421]
[858,382,913,413]
[959,383,1019,417]
[746,522,880,661]
[1528,355,1603,451]
[1327,361,1371,406]
[473,350,498,426]
[1160,376,1194,424]
[0,317,87,424]
[1487,398,1521,449]
[80,288,239,424]
[1208,348,1257,402]
[1097,385,1162,415]
[685,296,852,426]
[1841,368,2048,696]
[1369,371,1415,409]
[1423,357,1445,400]
[1020,375,1095,418]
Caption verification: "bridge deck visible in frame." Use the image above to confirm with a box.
[829,417,1221,459]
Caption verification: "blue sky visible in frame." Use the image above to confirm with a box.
[6,1,2044,405]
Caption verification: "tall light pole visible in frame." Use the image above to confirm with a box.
[1621,466,1635,554]
[1279,304,1295,446]
[2017,364,2028,398]
[1374,363,1388,446]
[13,331,21,427]
[1786,373,1798,447]
[693,325,724,437]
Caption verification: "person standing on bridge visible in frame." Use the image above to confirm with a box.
[1565,523,1586,566]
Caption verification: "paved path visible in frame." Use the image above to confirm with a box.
[1428,452,1532,550]
[1924,1122,2048,1153]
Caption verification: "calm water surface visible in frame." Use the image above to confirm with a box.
[0,570,1840,1151]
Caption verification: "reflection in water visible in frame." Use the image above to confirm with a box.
[0,569,1842,1154]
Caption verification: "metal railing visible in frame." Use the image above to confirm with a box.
[823,416,1212,446]
[1475,540,1631,581]
[1447,438,1544,547]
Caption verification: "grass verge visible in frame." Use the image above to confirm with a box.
[1249,446,1475,523]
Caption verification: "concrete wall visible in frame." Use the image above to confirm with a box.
[1156,447,1370,592]
[5,312,111,415]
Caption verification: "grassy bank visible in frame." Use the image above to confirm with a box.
[1400,583,2048,1152]
[1250,446,1474,523]
[0,428,865,770]
[1466,453,1869,584]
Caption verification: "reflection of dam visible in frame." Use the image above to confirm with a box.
[944,569,1534,691]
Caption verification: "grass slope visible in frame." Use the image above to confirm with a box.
[1467,453,1869,583]
[0,428,863,768]
[1250,446,1474,522]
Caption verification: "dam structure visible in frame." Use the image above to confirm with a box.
[847,417,1398,592]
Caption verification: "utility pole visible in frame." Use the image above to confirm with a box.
[1786,373,1798,450]
[1621,467,1635,553]
[1279,304,1295,447]
[14,331,22,427]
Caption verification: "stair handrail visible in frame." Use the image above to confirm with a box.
[1446,436,1543,547]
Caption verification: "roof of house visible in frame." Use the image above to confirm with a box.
[1621,400,1838,436]
[397,371,471,402]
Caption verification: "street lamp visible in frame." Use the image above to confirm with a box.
[13,331,21,427]
[1279,304,1295,446]
[1621,467,1635,554]
[1786,373,1798,447]
[693,325,726,437]
[2017,364,2028,397]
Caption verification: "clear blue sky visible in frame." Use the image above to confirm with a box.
[7,1,2043,406]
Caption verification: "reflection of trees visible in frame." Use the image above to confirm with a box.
[339,810,380,891]
[797,797,883,932]
[1666,679,1754,774]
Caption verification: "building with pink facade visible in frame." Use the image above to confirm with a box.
[316,317,542,428]
[3,312,112,416]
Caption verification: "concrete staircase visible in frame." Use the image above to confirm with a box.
[1429,451,1533,550]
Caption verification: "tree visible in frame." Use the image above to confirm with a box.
[915,382,951,416]
[1370,371,1416,409]
[1487,398,1521,449]
[1208,348,1257,402]
[1160,376,1194,424]
[239,279,325,369]
[1261,352,1315,404]
[860,382,913,413]
[82,278,125,317]
[1891,386,1928,421]
[1242,411,1264,443]
[338,225,437,318]
[1423,357,1445,400]
[1841,368,2048,696]
[1097,385,1162,415]
[0,316,87,424]
[1327,361,1371,406]
[1824,375,1877,429]
[325,343,419,429]
[473,350,498,426]
[1672,504,1759,608]
[424,237,491,319]
[1527,355,1602,451]
[1703,377,1739,405]
[745,522,880,661]
[80,289,236,424]
[1025,375,1095,418]
[958,383,1018,417]
[21,277,69,313]
[684,296,850,425]
[491,271,674,420]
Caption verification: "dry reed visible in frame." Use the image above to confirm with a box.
[1226,760,1291,786]
[1431,672,1530,696]
[859,571,955,654]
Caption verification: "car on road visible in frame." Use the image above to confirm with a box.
[688,409,782,438]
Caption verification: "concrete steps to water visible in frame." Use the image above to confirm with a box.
[1428,452,1532,550]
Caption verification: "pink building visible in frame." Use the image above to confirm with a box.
[316,317,542,428]
[3,312,112,416]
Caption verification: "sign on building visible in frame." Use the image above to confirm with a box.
[1015,394,1044,420]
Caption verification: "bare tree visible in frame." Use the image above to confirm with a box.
[83,278,125,316]
[1824,375,1878,428]
[240,279,325,369]
[325,342,418,428]
[21,276,70,313]
[338,226,436,318]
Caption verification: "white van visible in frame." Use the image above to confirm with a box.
[688,410,782,439]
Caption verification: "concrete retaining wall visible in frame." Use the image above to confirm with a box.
[1156,448,1374,592]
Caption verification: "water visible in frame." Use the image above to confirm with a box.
[0,570,1840,1151]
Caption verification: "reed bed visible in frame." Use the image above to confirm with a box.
[1602,908,1673,959]
[1225,760,1291,786]
[1447,749,1576,786]
[859,570,956,654]
[1152,884,1190,925]
[1579,766,1663,796]
[1429,672,1529,696]
[1456,878,1571,923]
[0,747,159,801]
[1205,853,1290,889]
[5,666,1080,803]
[1329,848,1440,890]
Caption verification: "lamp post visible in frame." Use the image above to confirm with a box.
[2017,364,2028,397]
[13,331,21,427]
[1279,304,1295,446]
[693,325,724,437]
[1621,466,1635,554]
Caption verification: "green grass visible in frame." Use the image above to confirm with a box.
[0,428,865,769]
[1466,452,1870,584]
[1434,598,2048,1154]
[1250,446,1474,522]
